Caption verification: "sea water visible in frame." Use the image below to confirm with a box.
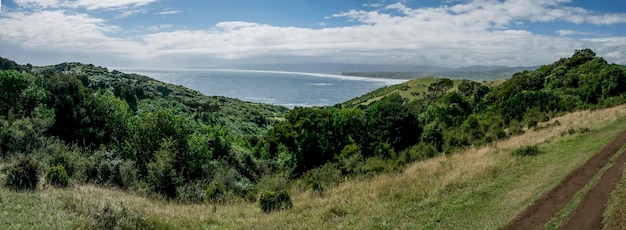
[115,68,406,108]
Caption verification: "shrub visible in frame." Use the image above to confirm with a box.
[302,163,342,195]
[355,156,399,176]
[92,201,152,229]
[337,144,363,174]
[46,164,69,188]
[5,157,39,190]
[147,139,182,199]
[176,182,206,203]
[399,142,438,164]
[255,171,290,195]
[511,145,543,157]
[258,190,293,213]
[205,182,226,203]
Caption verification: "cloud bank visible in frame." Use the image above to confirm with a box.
[0,0,624,68]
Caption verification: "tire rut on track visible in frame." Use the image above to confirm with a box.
[559,148,626,229]
[503,130,626,230]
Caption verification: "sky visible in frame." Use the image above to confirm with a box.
[0,0,625,69]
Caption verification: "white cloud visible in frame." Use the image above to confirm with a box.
[158,10,182,15]
[116,8,147,19]
[556,30,595,36]
[12,0,60,8]
[147,24,173,32]
[1,0,625,68]
[0,10,143,56]
[69,0,157,10]
[13,0,157,10]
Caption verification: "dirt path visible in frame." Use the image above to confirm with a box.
[503,130,626,230]
[559,148,626,229]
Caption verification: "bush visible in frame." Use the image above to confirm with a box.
[5,157,39,190]
[84,150,135,187]
[302,163,342,195]
[92,201,152,229]
[176,182,206,203]
[399,142,438,164]
[511,145,543,157]
[205,182,226,203]
[337,144,363,175]
[46,164,69,188]
[355,157,399,176]
[147,139,182,199]
[258,190,293,213]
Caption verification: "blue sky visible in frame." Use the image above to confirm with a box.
[0,0,625,68]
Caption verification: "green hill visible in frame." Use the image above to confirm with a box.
[27,61,289,136]
[341,77,465,107]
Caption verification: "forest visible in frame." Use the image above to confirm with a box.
[1,49,625,212]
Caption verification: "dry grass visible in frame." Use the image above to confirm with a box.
[2,105,626,229]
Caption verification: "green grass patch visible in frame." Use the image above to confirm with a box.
[604,155,626,230]
[511,145,543,156]
[341,77,464,107]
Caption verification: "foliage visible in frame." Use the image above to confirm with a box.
[46,164,70,188]
[92,201,153,230]
[30,62,289,136]
[147,139,182,199]
[0,49,625,203]
[0,110,54,157]
[5,157,39,190]
[258,190,293,213]
[0,70,29,116]
[205,182,226,203]
[398,142,439,164]
[511,145,543,157]
[302,163,343,194]
[427,78,454,101]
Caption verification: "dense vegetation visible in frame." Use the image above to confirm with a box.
[1,49,625,209]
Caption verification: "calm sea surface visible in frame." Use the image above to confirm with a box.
[115,68,406,108]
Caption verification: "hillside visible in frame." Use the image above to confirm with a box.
[1,101,625,229]
[340,77,465,107]
[27,61,289,136]
[1,49,626,228]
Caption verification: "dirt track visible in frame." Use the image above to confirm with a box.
[560,147,626,229]
[503,130,626,230]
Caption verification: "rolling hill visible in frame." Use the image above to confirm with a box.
[1,49,626,229]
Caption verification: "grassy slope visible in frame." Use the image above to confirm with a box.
[605,155,626,229]
[341,77,464,107]
[1,105,625,229]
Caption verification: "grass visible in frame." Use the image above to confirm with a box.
[544,142,626,230]
[1,105,626,229]
[604,153,626,230]
[341,77,464,107]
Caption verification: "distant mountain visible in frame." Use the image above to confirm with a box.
[341,67,538,81]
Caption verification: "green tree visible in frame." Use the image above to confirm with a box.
[147,138,182,198]
[45,73,92,144]
[365,94,420,157]
[0,71,29,116]
[126,109,190,177]
[427,78,454,102]
[82,90,132,146]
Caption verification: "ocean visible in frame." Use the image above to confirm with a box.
[115,68,407,108]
